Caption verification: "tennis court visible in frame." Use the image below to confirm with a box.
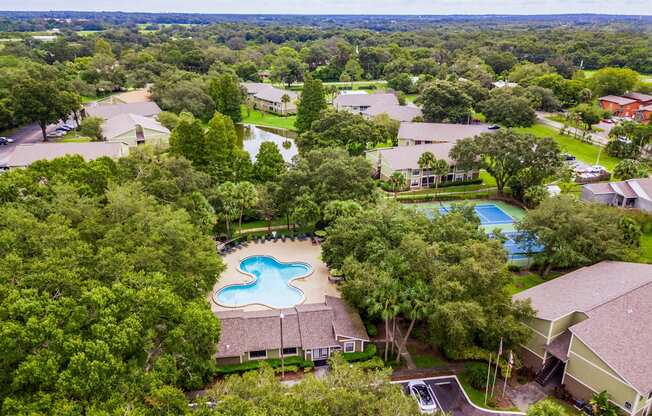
[436,204,514,225]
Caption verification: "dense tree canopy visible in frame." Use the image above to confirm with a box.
[0,152,224,414]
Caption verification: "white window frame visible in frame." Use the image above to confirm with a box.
[344,341,355,353]
[248,350,267,360]
[282,347,298,356]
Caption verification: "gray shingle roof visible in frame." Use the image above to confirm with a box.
[101,113,169,140]
[513,261,652,321]
[368,142,457,170]
[334,93,398,108]
[571,282,652,394]
[326,296,369,340]
[398,122,493,143]
[84,102,161,119]
[1,142,129,168]
[363,104,423,122]
[254,86,298,104]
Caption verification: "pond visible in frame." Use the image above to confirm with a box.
[236,124,298,163]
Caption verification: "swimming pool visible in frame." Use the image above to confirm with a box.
[215,255,312,309]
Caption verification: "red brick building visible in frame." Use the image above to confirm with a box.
[636,105,652,124]
[599,95,640,117]
[623,92,652,107]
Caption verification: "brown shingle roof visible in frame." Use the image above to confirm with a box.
[570,282,652,394]
[513,261,652,321]
[215,298,367,358]
[326,296,369,341]
[398,122,493,143]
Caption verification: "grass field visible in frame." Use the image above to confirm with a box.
[505,273,546,295]
[638,233,652,264]
[514,123,621,172]
[241,107,297,131]
[407,347,446,369]
[582,69,652,83]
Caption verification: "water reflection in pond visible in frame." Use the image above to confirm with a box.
[236,124,298,163]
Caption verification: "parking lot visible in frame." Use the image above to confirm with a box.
[395,376,524,416]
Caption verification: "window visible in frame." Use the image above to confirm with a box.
[249,350,267,359]
[282,347,297,356]
[412,169,420,176]
[344,342,355,353]
[625,402,632,410]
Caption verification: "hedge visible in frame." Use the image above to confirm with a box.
[216,355,314,375]
[396,191,492,203]
[341,343,377,363]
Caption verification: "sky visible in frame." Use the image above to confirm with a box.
[2,0,652,15]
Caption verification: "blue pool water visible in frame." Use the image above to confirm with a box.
[437,204,514,225]
[215,255,311,309]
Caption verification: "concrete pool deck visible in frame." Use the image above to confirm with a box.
[210,240,340,312]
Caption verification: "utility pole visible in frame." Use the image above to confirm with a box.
[280,312,285,379]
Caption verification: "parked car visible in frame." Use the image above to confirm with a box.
[56,126,73,132]
[46,131,65,139]
[0,136,14,145]
[562,153,576,161]
[601,119,614,124]
[488,124,501,130]
[408,380,438,414]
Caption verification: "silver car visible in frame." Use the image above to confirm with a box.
[408,380,438,414]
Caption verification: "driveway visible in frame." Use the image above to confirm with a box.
[0,121,68,165]
[395,376,525,416]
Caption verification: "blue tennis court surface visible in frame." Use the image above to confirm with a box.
[499,231,544,260]
[438,204,514,225]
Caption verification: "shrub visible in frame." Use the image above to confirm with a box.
[353,356,385,370]
[341,343,377,363]
[507,264,521,272]
[78,116,104,141]
[365,322,378,337]
[216,355,314,375]
[464,362,489,390]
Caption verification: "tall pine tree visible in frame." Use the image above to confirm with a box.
[209,73,244,123]
[295,74,326,133]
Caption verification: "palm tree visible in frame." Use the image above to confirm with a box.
[367,273,401,362]
[388,171,406,198]
[234,181,259,235]
[281,93,291,116]
[418,151,436,189]
[431,158,450,195]
[395,281,431,364]
[590,391,618,416]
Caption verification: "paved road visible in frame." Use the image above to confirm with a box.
[0,122,67,165]
[536,112,613,146]
[396,376,524,416]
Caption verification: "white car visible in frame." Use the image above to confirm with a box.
[408,380,438,414]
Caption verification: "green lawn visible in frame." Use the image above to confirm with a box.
[505,273,546,295]
[239,218,288,231]
[407,347,446,369]
[458,376,518,411]
[514,124,621,172]
[241,107,297,131]
[638,232,652,264]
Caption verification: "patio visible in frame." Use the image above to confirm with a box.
[210,240,339,312]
